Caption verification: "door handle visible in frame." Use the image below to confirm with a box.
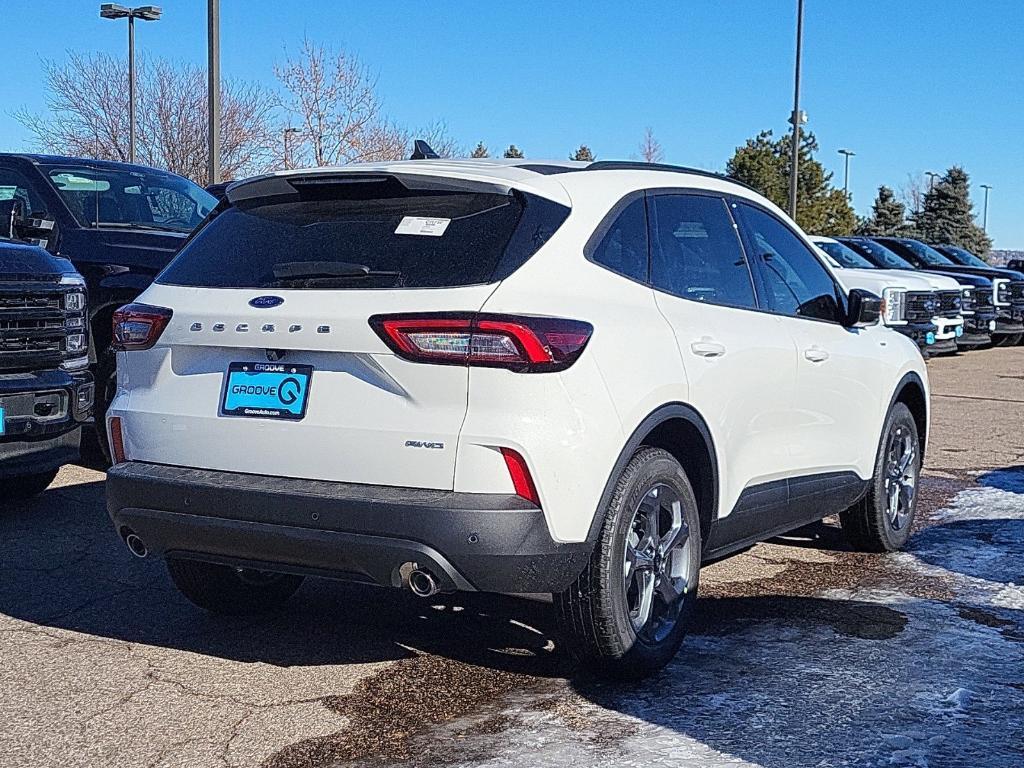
[690,339,726,358]
[804,346,830,363]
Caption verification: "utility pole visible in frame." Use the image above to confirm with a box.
[838,149,855,199]
[980,184,992,232]
[207,0,221,186]
[788,0,805,219]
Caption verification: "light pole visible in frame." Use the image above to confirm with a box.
[980,184,992,232]
[925,171,939,192]
[788,0,805,219]
[207,0,221,186]
[100,4,162,164]
[283,127,300,169]
[838,149,855,199]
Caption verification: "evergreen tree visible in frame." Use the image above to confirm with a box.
[726,129,855,236]
[570,144,595,161]
[856,186,912,236]
[503,144,524,159]
[470,141,489,158]
[915,166,992,255]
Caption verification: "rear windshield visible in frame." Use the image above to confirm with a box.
[157,177,568,290]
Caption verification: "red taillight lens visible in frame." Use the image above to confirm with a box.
[369,313,592,372]
[500,447,541,506]
[111,303,173,351]
[108,416,127,463]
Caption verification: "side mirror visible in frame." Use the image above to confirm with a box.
[846,288,882,328]
[0,198,25,239]
[1009,259,1023,272]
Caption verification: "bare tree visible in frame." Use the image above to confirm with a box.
[17,52,278,182]
[275,39,461,165]
[900,172,927,217]
[639,127,664,163]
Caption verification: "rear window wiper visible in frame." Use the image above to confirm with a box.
[272,261,401,279]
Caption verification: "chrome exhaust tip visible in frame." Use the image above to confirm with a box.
[408,568,440,598]
[124,532,148,559]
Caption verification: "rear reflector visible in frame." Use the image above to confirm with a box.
[369,313,592,372]
[500,447,541,506]
[108,416,127,463]
[112,303,173,351]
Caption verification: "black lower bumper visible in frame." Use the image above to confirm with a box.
[0,428,80,478]
[895,321,937,352]
[927,337,958,356]
[106,462,592,594]
[0,370,92,477]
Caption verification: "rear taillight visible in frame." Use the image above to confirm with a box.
[369,313,592,372]
[111,303,173,351]
[500,447,541,506]
[108,416,127,463]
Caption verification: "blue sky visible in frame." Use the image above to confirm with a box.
[2,1,1022,246]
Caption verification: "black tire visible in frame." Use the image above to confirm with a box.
[994,333,1022,347]
[166,557,305,615]
[88,347,118,466]
[840,402,921,552]
[3,468,59,501]
[555,447,701,679]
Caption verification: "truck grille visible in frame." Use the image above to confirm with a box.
[0,283,85,372]
[975,288,994,309]
[937,290,962,318]
[1011,281,1024,305]
[905,291,939,322]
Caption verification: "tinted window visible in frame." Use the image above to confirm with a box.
[881,239,953,267]
[0,166,48,217]
[649,194,756,309]
[589,196,648,282]
[159,181,567,290]
[737,203,842,322]
[816,240,874,269]
[46,165,215,232]
[841,238,915,269]
[938,245,988,268]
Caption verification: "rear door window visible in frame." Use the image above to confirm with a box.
[649,193,757,309]
[158,177,568,289]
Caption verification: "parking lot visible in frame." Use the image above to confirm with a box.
[2,346,1022,768]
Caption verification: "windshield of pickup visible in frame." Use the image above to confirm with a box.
[46,165,216,233]
[843,239,915,270]
[940,245,990,268]
[816,240,875,269]
[899,239,956,267]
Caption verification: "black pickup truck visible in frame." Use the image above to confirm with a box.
[0,204,93,498]
[934,244,1024,346]
[0,154,215,458]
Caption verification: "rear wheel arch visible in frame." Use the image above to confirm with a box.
[890,372,928,459]
[588,403,719,546]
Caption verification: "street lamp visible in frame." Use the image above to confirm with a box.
[838,149,855,199]
[788,0,805,219]
[99,4,162,164]
[925,171,940,192]
[283,127,300,169]
[980,184,992,232]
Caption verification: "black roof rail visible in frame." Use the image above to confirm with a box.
[582,160,757,192]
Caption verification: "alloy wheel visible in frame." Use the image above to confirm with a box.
[623,483,694,643]
[884,425,918,531]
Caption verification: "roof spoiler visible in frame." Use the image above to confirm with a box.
[410,140,439,160]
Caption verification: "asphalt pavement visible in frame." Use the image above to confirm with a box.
[2,346,1022,768]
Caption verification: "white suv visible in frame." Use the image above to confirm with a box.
[105,158,928,678]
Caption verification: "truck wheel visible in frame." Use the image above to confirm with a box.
[166,558,305,615]
[555,447,701,679]
[3,469,59,500]
[840,402,921,552]
[995,333,1022,347]
[90,348,118,465]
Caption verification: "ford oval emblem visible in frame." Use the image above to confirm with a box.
[249,295,284,309]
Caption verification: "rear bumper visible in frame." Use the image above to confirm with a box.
[106,462,592,594]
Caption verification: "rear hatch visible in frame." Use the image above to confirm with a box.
[119,171,568,490]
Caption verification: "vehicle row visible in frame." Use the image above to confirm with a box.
[810,235,1023,355]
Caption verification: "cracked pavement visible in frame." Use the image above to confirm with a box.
[2,347,1023,767]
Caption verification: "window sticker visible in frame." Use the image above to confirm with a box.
[394,216,451,237]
